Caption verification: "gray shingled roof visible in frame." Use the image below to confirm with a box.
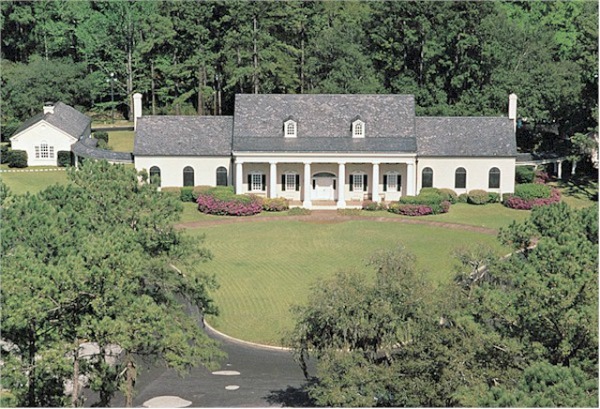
[72,138,133,162]
[12,102,91,139]
[233,136,417,153]
[415,117,517,156]
[233,94,416,139]
[134,116,233,156]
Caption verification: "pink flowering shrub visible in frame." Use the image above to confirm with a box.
[534,170,551,184]
[196,189,262,216]
[503,188,561,210]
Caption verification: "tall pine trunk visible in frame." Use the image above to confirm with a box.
[124,355,136,407]
[72,343,80,407]
[253,15,259,94]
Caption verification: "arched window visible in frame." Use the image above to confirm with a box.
[352,120,365,138]
[216,167,228,186]
[422,167,433,188]
[149,166,161,186]
[455,167,466,189]
[284,119,297,138]
[183,166,194,187]
[488,167,501,189]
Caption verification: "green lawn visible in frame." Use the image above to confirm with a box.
[195,220,509,346]
[107,130,134,152]
[0,169,69,195]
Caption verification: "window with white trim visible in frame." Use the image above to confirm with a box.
[284,120,297,138]
[285,173,297,191]
[352,120,365,138]
[40,142,49,158]
[251,173,264,191]
[350,173,367,192]
[35,146,40,159]
[384,172,401,192]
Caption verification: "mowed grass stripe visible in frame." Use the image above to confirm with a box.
[191,220,507,345]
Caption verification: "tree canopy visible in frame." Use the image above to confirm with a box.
[1,0,597,142]
[1,161,225,407]
[288,202,598,407]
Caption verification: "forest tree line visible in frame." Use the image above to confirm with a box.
[1,0,598,142]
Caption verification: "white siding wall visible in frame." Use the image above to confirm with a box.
[416,157,516,195]
[135,156,232,187]
[10,122,76,166]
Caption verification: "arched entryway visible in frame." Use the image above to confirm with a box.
[312,172,337,200]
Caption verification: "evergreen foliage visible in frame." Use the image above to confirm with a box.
[0,161,225,407]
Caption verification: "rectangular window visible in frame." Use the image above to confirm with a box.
[285,174,296,191]
[251,173,263,191]
[387,174,397,191]
[35,146,40,159]
[49,146,54,159]
[353,174,364,192]
[40,144,49,158]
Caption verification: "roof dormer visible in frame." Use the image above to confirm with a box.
[284,117,297,138]
[352,117,365,138]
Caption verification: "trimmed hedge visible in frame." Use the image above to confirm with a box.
[180,186,194,202]
[389,188,451,216]
[503,182,560,210]
[515,166,535,184]
[513,183,552,200]
[288,207,311,216]
[57,151,72,167]
[467,189,490,205]
[94,131,109,144]
[439,188,458,204]
[6,150,27,168]
[262,197,289,212]
[196,186,262,216]
[362,200,387,211]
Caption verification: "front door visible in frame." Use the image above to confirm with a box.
[314,176,334,200]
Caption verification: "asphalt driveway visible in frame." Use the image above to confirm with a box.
[100,325,314,408]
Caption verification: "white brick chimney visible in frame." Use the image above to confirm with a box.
[508,93,518,131]
[133,93,142,130]
[43,102,55,115]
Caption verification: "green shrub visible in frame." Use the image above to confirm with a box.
[94,131,109,144]
[161,187,181,197]
[362,200,378,211]
[467,189,490,205]
[515,166,535,184]
[398,189,451,214]
[488,192,500,203]
[0,144,9,164]
[458,193,468,203]
[6,150,27,168]
[288,207,311,216]
[262,197,289,211]
[180,186,195,202]
[514,183,552,200]
[439,188,458,204]
[192,185,212,200]
[57,151,72,167]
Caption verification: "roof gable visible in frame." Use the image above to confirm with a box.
[11,102,91,140]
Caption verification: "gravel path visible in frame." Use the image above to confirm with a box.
[175,210,498,235]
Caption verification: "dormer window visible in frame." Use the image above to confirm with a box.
[284,119,297,138]
[352,119,365,138]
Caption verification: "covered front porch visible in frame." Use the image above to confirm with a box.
[233,153,417,209]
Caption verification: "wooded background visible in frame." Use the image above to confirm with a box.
[1,0,597,140]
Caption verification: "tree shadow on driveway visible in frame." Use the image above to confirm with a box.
[266,381,316,407]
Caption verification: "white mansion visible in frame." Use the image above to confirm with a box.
[134,93,518,209]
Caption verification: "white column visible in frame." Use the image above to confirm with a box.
[269,162,277,198]
[337,162,346,208]
[557,160,563,179]
[372,162,380,202]
[406,161,416,196]
[235,161,244,194]
[303,162,312,208]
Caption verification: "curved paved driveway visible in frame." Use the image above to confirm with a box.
[106,325,313,408]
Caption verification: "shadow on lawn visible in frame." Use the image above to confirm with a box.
[555,175,598,201]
